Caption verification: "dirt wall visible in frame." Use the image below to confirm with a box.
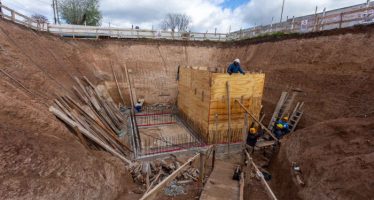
[269,117,374,200]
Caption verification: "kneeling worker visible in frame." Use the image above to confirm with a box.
[246,127,264,154]
[134,99,144,113]
[227,58,245,75]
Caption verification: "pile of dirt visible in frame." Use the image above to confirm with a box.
[269,117,374,200]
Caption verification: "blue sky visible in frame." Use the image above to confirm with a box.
[221,0,249,9]
[2,0,367,32]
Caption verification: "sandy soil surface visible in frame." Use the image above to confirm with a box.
[269,117,374,200]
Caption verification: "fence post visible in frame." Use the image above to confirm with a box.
[226,81,231,155]
[11,10,15,22]
[291,16,295,32]
[313,6,318,32]
[339,12,343,28]
[320,8,326,31]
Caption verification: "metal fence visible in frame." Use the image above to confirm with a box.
[229,2,374,40]
[135,112,177,127]
[140,133,203,156]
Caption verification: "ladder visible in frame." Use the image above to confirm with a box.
[268,92,288,131]
[279,91,298,119]
[288,102,304,133]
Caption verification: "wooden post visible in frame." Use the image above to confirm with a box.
[239,172,245,200]
[212,113,218,169]
[226,81,231,155]
[213,113,218,144]
[245,150,278,200]
[199,151,205,185]
[242,112,249,162]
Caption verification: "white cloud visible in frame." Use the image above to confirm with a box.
[2,0,367,33]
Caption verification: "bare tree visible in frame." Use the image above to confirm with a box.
[161,13,191,32]
[31,14,48,24]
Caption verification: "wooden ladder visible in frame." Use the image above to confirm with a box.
[268,92,288,131]
[279,91,298,119]
[288,102,304,133]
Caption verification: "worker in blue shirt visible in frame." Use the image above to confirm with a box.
[227,58,245,75]
[273,116,290,139]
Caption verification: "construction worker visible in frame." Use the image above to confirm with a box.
[246,127,263,154]
[134,100,143,113]
[227,58,245,75]
[274,116,289,139]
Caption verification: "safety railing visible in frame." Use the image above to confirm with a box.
[0,4,48,31]
[47,24,229,41]
[229,2,374,40]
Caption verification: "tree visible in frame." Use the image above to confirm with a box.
[31,14,48,24]
[58,0,102,26]
[161,13,191,32]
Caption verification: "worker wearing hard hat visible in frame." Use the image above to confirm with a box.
[274,116,290,139]
[246,127,264,154]
[227,58,245,75]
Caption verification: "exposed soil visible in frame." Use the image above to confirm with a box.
[0,16,374,199]
[269,117,374,200]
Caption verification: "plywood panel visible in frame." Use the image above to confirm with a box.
[177,66,265,144]
[208,73,265,144]
[177,67,211,140]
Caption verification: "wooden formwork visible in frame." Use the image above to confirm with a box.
[177,66,265,144]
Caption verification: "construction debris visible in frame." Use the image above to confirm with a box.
[130,156,200,191]
[49,76,132,164]
[164,181,186,196]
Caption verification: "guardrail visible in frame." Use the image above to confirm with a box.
[229,3,374,39]
[47,24,229,41]
[0,4,48,31]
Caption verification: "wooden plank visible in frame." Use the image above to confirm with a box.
[226,81,231,153]
[235,100,278,141]
[111,64,126,106]
[140,153,200,200]
[49,106,132,165]
[239,172,244,200]
[245,150,278,200]
[63,95,132,152]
